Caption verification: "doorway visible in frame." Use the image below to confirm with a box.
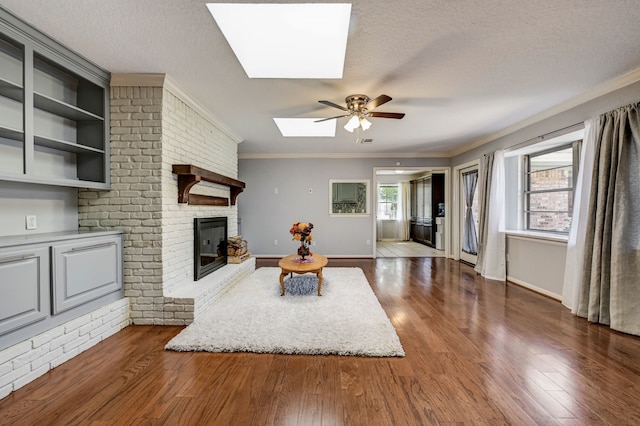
[373,167,449,258]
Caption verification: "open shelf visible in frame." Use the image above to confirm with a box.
[34,92,104,122]
[0,76,22,102]
[34,134,104,154]
[172,164,246,206]
[0,125,23,141]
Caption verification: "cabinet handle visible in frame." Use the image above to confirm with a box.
[69,242,115,252]
[0,253,36,264]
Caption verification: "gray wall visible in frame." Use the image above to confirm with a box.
[238,157,449,256]
[0,181,78,236]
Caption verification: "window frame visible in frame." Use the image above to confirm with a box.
[523,140,581,234]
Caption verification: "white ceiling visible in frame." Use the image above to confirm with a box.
[3,0,640,157]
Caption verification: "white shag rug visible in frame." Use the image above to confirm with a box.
[165,267,405,357]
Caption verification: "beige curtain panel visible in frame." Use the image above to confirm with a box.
[578,103,640,336]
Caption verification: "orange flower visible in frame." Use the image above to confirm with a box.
[290,221,314,243]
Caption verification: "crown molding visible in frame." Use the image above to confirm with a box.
[238,151,451,160]
[110,73,244,145]
[110,73,166,87]
[449,66,640,157]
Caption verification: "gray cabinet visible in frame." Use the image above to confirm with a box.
[52,236,122,314]
[0,231,123,350]
[0,7,110,189]
[0,246,49,335]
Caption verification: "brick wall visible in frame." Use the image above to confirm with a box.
[0,299,129,400]
[161,88,239,295]
[528,169,572,232]
[79,85,164,324]
[79,75,243,325]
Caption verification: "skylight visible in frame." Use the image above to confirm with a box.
[206,3,351,78]
[273,118,336,137]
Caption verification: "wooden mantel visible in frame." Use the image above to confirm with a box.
[172,164,246,206]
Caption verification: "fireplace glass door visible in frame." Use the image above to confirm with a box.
[194,217,227,280]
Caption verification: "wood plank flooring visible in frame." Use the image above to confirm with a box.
[1,258,639,425]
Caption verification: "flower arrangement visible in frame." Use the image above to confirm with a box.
[290,222,314,260]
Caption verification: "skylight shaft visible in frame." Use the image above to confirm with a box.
[206,3,351,79]
[273,118,337,137]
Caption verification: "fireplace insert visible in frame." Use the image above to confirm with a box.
[194,217,227,280]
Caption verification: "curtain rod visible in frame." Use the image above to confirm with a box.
[505,122,584,153]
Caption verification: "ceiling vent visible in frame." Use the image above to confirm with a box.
[356,138,374,144]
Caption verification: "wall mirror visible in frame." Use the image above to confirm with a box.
[329,179,370,216]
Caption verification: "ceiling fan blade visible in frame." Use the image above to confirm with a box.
[369,112,405,119]
[365,95,392,110]
[314,114,349,123]
[318,100,348,111]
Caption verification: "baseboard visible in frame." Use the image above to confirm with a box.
[507,276,562,301]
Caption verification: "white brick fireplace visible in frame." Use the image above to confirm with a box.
[78,74,254,325]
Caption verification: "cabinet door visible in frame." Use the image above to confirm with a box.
[0,246,49,335]
[51,235,122,314]
[337,183,357,202]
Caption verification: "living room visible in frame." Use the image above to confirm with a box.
[1,1,640,424]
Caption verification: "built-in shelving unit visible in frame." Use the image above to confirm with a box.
[0,7,110,189]
[172,164,246,206]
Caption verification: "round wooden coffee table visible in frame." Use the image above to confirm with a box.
[278,254,328,296]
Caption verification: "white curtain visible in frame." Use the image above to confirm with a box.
[562,118,599,313]
[474,150,506,281]
[399,182,411,241]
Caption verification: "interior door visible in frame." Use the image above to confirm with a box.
[459,165,479,264]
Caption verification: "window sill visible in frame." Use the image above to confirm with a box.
[505,230,568,244]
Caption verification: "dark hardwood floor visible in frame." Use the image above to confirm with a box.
[1,258,639,425]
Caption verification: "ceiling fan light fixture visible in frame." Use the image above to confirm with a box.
[360,117,372,131]
[320,93,404,133]
[344,115,360,132]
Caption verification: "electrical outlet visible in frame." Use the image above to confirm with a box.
[26,215,37,230]
[366,239,371,246]
[274,188,278,194]
[312,240,317,246]
[273,239,278,246]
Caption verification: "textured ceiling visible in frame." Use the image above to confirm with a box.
[2,0,640,157]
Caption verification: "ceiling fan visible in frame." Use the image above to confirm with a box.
[316,94,405,132]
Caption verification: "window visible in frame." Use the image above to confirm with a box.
[524,141,581,233]
[329,179,370,215]
[377,185,399,220]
